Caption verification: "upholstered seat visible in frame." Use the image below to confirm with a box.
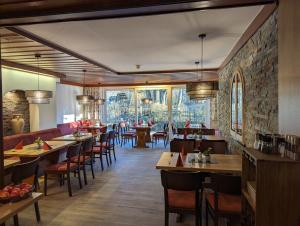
[168,189,196,209]
[70,155,91,163]
[205,192,241,213]
[45,162,77,173]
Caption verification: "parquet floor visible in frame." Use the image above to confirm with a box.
[6,142,229,226]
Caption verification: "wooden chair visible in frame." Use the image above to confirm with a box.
[74,137,95,185]
[120,125,136,147]
[152,123,169,148]
[170,139,196,153]
[44,143,82,197]
[201,129,215,135]
[106,130,117,162]
[198,140,228,154]
[205,174,242,226]
[161,170,204,226]
[11,157,41,226]
[112,123,120,144]
[91,133,110,170]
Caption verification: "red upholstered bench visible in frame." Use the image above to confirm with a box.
[57,123,76,136]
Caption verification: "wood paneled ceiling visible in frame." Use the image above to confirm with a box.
[0,0,277,86]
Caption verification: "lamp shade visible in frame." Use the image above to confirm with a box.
[95,98,105,105]
[25,90,53,104]
[186,81,218,100]
[142,98,152,104]
[76,95,94,105]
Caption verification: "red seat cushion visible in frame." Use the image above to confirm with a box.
[90,146,104,154]
[168,189,196,209]
[206,192,241,213]
[45,162,77,173]
[70,155,91,163]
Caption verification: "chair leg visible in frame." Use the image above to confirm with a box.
[90,159,95,179]
[67,172,72,197]
[108,150,112,164]
[196,210,200,226]
[112,147,116,161]
[105,152,110,166]
[13,215,19,226]
[205,200,209,226]
[164,209,169,226]
[83,164,88,185]
[34,202,41,222]
[78,168,83,188]
[99,153,104,171]
[44,173,48,196]
[131,138,134,147]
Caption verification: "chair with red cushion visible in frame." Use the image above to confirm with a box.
[170,139,196,153]
[161,170,204,226]
[10,158,41,226]
[205,174,241,226]
[198,140,228,154]
[106,131,116,162]
[72,137,95,185]
[120,125,136,147]
[90,133,110,171]
[152,123,168,148]
[44,143,82,197]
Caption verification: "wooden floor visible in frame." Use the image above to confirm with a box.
[6,142,229,226]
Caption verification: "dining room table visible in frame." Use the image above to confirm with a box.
[156,152,242,175]
[4,140,76,158]
[131,125,155,148]
[4,158,21,170]
[52,133,94,142]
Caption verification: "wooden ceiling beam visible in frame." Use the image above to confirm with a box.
[119,68,218,75]
[6,27,117,74]
[0,0,276,26]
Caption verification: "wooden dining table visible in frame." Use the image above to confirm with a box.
[4,140,76,158]
[156,152,242,175]
[132,125,154,148]
[172,134,225,141]
[52,133,94,142]
[4,158,21,170]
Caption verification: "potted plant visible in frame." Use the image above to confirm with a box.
[72,130,80,137]
[34,137,43,149]
[202,147,213,163]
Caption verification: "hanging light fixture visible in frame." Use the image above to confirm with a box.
[186,33,218,100]
[76,69,94,104]
[94,87,106,105]
[25,54,53,104]
[141,81,153,104]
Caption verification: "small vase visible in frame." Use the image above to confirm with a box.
[11,114,25,134]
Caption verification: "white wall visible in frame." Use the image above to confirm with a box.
[56,83,82,124]
[2,67,58,131]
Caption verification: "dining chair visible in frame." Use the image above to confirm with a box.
[74,137,95,185]
[170,139,196,153]
[161,170,204,226]
[11,157,41,226]
[106,130,117,161]
[44,143,82,197]
[205,174,242,226]
[120,125,136,147]
[112,123,120,144]
[90,133,110,170]
[198,140,228,154]
[152,123,168,148]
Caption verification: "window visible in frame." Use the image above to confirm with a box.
[172,87,210,128]
[137,88,168,131]
[105,89,135,124]
[63,114,75,123]
[231,70,244,142]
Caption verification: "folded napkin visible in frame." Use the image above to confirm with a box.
[15,140,23,150]
[43,142,53,150]
[176,153,184,167]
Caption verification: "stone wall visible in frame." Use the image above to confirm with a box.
[3,91,30,136]
[218,10,278,153]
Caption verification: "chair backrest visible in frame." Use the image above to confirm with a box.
[177,128,186,135]
[161,170,203,191]
[210,174,241,195]
[99,132,109,144]
[82,137,93,156]
[170,139,195,153]
[108,131,115,146]
[11,157,40,189]
[198,140,227,154]
[201,128,215,135]
[66,142,82,165]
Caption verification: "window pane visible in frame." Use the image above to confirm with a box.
[105,90,135,124]
[231,77,236,131]
[237,77,243,132]
[137,89,168,131]
[171,87,210,128]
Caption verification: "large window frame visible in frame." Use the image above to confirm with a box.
[103,85,211,130]
[230,70,245,143]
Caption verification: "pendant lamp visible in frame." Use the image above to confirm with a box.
[25,54,53,104]
[76,69,94,104]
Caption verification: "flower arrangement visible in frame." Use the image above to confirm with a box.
[203,147,213,156]
[34,137,43,149]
